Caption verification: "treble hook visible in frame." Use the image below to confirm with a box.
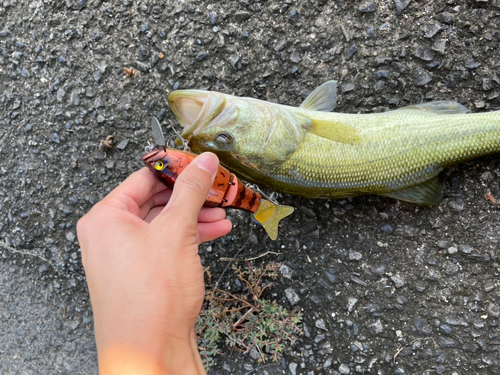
[168,120,191,152]
[245,183,279,205]
[166,134,177,149]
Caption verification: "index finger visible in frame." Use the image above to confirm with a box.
[102,167,168,214]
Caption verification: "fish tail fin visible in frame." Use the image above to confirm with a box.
[253,200,294,240]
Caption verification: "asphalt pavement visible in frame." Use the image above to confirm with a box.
[1,0,500,374]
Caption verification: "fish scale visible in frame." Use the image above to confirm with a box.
[294,119,494,197]
[168,81,500,205]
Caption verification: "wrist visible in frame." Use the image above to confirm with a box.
[99,329,205,375]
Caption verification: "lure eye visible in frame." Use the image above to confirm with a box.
[214,132,233,145]
[154,161,164,170]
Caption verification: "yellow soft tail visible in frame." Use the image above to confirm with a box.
[253,200,294,240]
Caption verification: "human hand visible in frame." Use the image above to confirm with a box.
[77,152,232,375]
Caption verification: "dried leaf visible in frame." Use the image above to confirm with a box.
[485,192,496,203]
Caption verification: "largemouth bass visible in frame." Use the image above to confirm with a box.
[167,81,500,205]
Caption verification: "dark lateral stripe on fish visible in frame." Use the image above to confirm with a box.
[268,165,440,191]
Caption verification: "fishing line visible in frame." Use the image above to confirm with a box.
[214,212,254,289]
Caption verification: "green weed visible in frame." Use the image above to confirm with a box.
[196,262,303,370]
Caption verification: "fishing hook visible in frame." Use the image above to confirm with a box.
[167,120,191,152]
[166,134,177,149]
[245,183,279,205]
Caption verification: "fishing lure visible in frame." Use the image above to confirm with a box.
[142,118,294,240]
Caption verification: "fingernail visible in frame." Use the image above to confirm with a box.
[195,152,219,177]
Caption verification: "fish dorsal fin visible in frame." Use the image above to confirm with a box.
[299,81,338,112]
[397,101,468,115]
[305,118,361,145]
[380,175,442,205]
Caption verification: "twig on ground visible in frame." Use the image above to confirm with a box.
[394,337,438,364]
[220,251,282,262]
[393,345,404,363]
[0,240,63,275]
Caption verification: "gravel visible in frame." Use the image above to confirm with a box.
[1,0,500,374]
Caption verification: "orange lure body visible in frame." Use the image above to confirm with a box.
[142,148,262,213]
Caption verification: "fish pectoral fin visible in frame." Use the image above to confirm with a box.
[397,101,468,115]
[380,175,442,205]
[306,118,361,145]
[299,81,337,112]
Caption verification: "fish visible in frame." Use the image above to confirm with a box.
[142,118,294,240]
[167,81,500,205]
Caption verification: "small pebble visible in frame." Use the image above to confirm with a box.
[437,336,456,348]
[346,45,358,59]
[436,240,448,249]
[135,61,150,73]
[196,52,208,61]
[440,324,453,334]
[432,39,447,55]
[458,245,472,254]
[285,288,300,305]
[374,70,389,80]
[66,232,76,242]
[372,264,388,276]
[413,67,432,86]
[381,224,393,233]
[368,319,384,335]
[115,139,129,151]
[315,318,327,330]
[349,250,362,260]
[280,264,292,279]
[422,23,442,38]
[484,281,495,293]
[341,83,355,93]
[339,363,350,374]
[56,88,66,102]
[391,273,406,288]
[347,297,358,312]
[358,1,375,13]
[487,303,500,317]
[289,10,301,22]
[448,199,464,211]
[394,0,411,15]
[414,316,432,335]
[436,12,453,24]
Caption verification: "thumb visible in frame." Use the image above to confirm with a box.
[161,152,219,221]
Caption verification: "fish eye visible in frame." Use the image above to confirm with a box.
[154,161,164,170]
[214,132,233,145]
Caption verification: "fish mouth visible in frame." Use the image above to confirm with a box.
[168,90,226,139]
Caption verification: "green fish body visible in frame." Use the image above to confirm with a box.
[168,81,500,205]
